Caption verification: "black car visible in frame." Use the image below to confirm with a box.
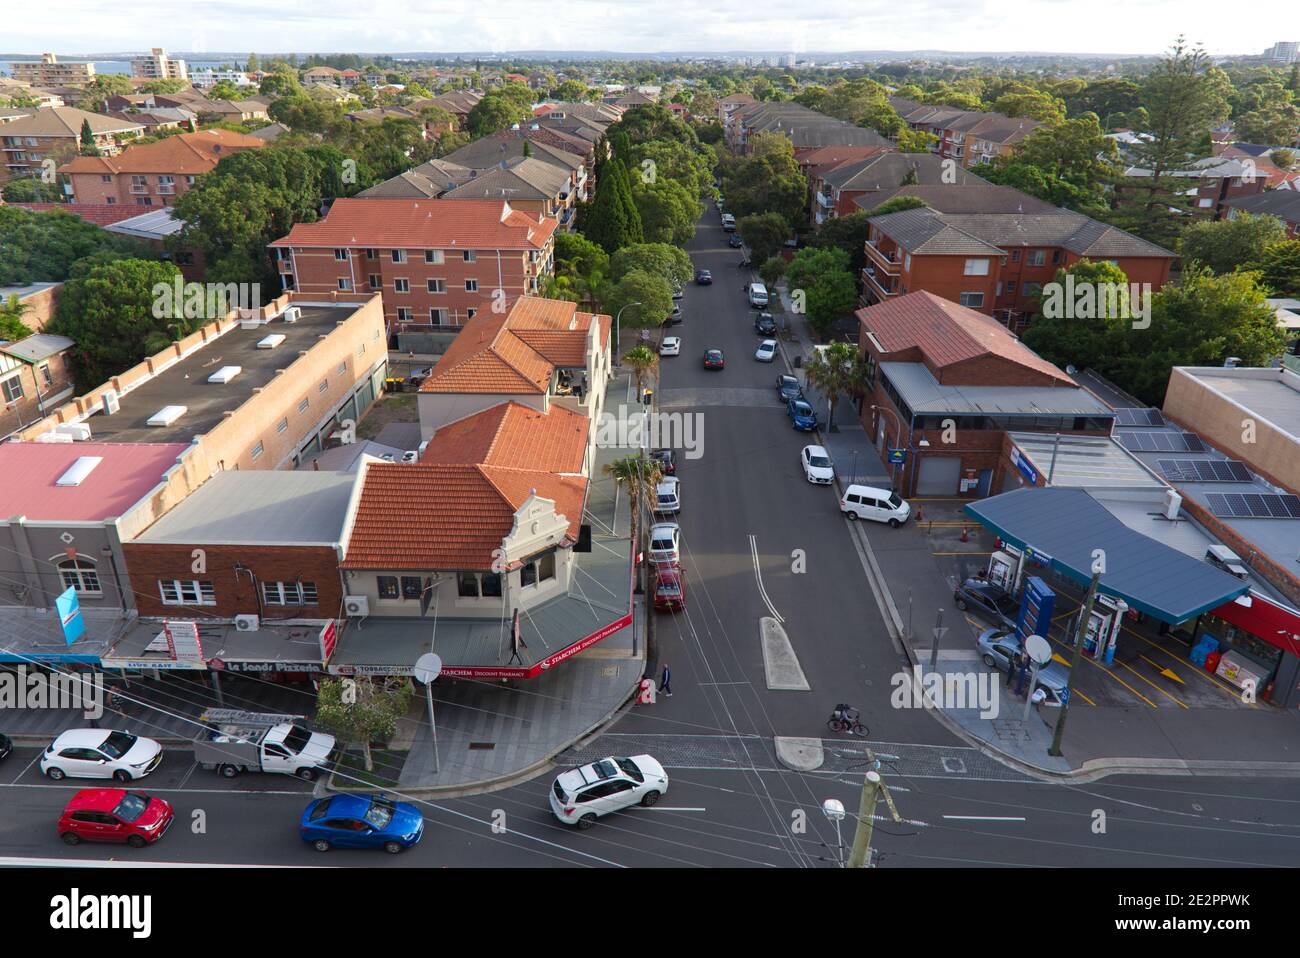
[776,374,803,402]
[754,312,776,335]
[0,733,11,762]
[650,449,676,476]
[728,234,744,248]
[953,578,1020,631]
[695,269,713,285]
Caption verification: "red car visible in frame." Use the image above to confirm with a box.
[58,788,174,848]
[703,348,725,370]
[653,564,686,612]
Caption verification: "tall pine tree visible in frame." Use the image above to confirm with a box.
[582,158,642,254]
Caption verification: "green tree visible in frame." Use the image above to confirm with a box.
[991,90,1066,123]
[1233,103,1300,146]
[602,454,663,599]
[75,74,133,112]
[633,177,700,246]
[1022,260,1133,374]
[543,232,609,309]
[1256,241,1300,296]
[1179,213,1289,274]
[2,176,64,203]
[550,79,591,101]
[582,158,643,254]
[467,93,528,136]
[259,70,301,98]
[602,268,674,345]
[785,247,858,339]
[896,128,938,153]
[738,211,790,265]
[314,677,412,772]
[246,53,260,72]
[621,344,659,397]
[78,119,99,156]
[804,340,866,431]
[0,206,139,285]
[209,80,244,102]
[0,294,35,342]
[719,132,806,226]
[759,255,787,287]
[139,78,186,95]
[608,242,692,289]
[865,195,928,216]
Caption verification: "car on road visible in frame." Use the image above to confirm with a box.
[58,788,174,848]
[549,755,669,829]
[649,448,676,476]
[41,729,163,783]
[649,522,681,565]
[695,269,713,285]
[0,732,11,762]
[747,282,769,307]
[777,374,803,402]
[955,578,1020,631]
[840,484,910,527]
[976,629,1069,706]
[703,348,725,370]
[652,564,686,612]
[299,794,425,854]
[659,336,681,357]
[655,476,681,514]
[801,445,834,484]
[755,339,778,363]
[728,233,744,248]
[722,213,736,232]
[671,283,684,300]
[754,312,776,335]
[664,304,683,326]
[788,398,818,431]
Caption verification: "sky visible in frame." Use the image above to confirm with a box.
[4,0,1296,58]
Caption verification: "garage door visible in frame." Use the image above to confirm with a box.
[916,456,962,496]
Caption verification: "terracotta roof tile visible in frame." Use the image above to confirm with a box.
[59,128,263,176]
[10,202,150,227]
[269,197,557,250]
[423,401,588,473]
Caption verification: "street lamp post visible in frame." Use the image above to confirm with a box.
[614,302,642,360]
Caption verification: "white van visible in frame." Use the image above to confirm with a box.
[840,484,910,527]
[748,282,769,308]
[721,213,736,232]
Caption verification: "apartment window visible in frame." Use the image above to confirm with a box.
[963,258,989,276]
[38,363,52,388]
[376,576,399,600]
[1027,250,1046,267]
[333,248,348,261]
[337,360,347,374]
[1011,250,1021,262]
[1051,250,1062,265]
[186,175,195,185]
[467,308,477,320]
[58,558,101,596]
[393,278,410,293]
[401,576,423,600]
[424,249,444,264]
[959,292,985,308]
[159,580,216,606]
[250,440,264,460]
[481,571,502,597]
[276,417,288,434]
[100,174,111,182]
[262,581,318,606]
[1006,281,1017,294]
[337,278,353,291]
[430,308,448,325]
[462,250,476,262]
[520,549,557,588]
[390,249,407,263]
[368,274,381,290]
[136,198,153,206]
[2,374,23,403]
[457,573,481,597]
[131,174,147,190]
[298,398,310,413]
[465,279,479,292]
[397,307,413,323]
[365,248,378,260]
[318,379,328,393]
[427,279,446,293]
[105,196,116,205]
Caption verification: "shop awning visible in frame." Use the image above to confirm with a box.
[965,487,1249,623]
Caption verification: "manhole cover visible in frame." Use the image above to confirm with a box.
[602,666,620,677]
[941,757,967,774]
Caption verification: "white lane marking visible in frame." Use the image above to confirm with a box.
[0,856,318,868]
[642,807,707,812]
[0,782,311,796]
[748,534,785,623]
[942,815,1026,821]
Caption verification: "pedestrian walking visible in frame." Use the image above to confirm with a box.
[1016,657,1028,697]
[1005,654,1017,688]
[659,664,672,697]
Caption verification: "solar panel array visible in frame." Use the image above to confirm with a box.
[1116,430,1206,453]
[1113,407,1167,427]
[1156,459,1253,483]
[1205,492,1300,519]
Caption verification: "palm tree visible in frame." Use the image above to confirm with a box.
[804,340,866,432]
[621,345,659,402]
[603,454,664,594]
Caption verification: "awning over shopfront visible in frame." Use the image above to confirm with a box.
[965,487,1250,623]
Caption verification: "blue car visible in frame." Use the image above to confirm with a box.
[299,793,424,854]
[788,398,818,431]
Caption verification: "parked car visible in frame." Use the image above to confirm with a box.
[695,269,713,285]
[652,564,686,613]
[649,522,681,565]
[655,477,681,514]
[664,304,683,326]
[736,257,751,268]
[840,484,910,527]
[788,398,818,431]
[755,339,778,363]
[649,448,676,476]
[660,336,681,357]
[299,794,425,854]
[776,374,803,402]
[41,729,163,783]
[747,282,769,307]
[728,233,744,248]
[671,284,684,301]
[703,348,725,370]
[955,579,1020,631]
[0,732,11,762]
[406,366,433,388]
[548,755,669,829]
[722,213,736,232]
[58,789,174,848]
[754,312,776,335]
[801,445,834,484]
[976,629,1069,706]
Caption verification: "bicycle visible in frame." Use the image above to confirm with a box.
[827,705,869,737]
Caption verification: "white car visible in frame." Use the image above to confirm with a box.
[755,339,777,363]
[41,729,163,783]
[648,522,681,564]
[801,445,834,484]
[659,336,681,357]
[655,477,681,514]
[549,755,669,829]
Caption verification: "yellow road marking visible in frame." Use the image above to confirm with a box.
[1140,654,1186,685]
[1113,658,1189,708]
[1120,624,1253,706]
[1039,629,1159,708]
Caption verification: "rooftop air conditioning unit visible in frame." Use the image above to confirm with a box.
[1206,544,1250,579]
[344,595,369,617]
[1162,488,1182,521]
[281,305,301,324]
[234,614,260,632]
[54,422,92,441]
[101,390,120,415]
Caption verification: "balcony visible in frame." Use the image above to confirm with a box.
[864,240,901,275]
[816,191,834,209]
[129,184,149,195]
[861,266,899,302]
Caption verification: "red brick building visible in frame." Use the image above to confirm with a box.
[888,98,1041,169]
[269,198,558,332]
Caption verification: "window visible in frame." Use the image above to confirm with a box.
[38,363,52,388]
[390,249,406,263]
[481,572,502,597]
[401,576,423,600]
[1006,281,1017,294]
[430,308,448,325]
[1027,250,1045,267]
[457,572,480,597]
[903,254,911,271]
[318,379,328,393]
[250,440,264,460]
[424,249,443,264]
[1011,250,1021,262]
[426,279,445,293]
[337,361,347,374]
[365,248,378,260]
[276,417,288,434]
[262,581,318,605]
[101,174,111,182]
[159,580,216,606]
[1051,250,1062,265]
[963,258,989,276]
[334,248,348,261]
[467,308,477,320]
[394,278,409,293]
[376,576,399,600]
[959,292,984,308]
[397,307,413,323]
[136,198,152,206]
[368,274,381,290]
[2,374,23,403]
[59,558,101,595]
[105,196,116,205]
[462,250,476,262]
[521,549,557,588]
[465,279,478,292]
[298,398,310,413]
[337,278,353,291]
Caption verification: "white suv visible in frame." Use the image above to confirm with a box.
[41,729,163,782]
[655,477,681,514]
[549,755,669,829]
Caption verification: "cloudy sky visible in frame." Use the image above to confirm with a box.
[4,0,1293,57]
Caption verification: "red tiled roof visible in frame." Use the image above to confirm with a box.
[9,203,148,227]
[422,401,588,473]
[0,442,188,521]
[59,128,263,176]
[857,291,1074,385]
[269,198,557,250]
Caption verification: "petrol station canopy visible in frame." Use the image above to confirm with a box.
[964,487,1249,623]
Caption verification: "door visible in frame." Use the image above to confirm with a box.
[916,456,962,496]
[605,780,637,813]
[976,469,993,498]
[63,747,109,778]
[261,742,293,774]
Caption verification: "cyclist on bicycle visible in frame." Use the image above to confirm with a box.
[832,703,854,724]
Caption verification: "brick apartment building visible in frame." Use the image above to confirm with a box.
[269,198,557,332]
[857,291,1115,497]
[811,153,983,227]
[888,98,1042,169]
[729,101,894,155]
[0,332,76,438]
[11,53,95,87]
[59,128,264,206]
[1120,156,1267,220]
[1224,189,1300,239]
[1,107,144,182]
[861,200,1175,331]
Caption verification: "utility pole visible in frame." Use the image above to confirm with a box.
[845,767,900,868]
[1049,569,1101,757]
